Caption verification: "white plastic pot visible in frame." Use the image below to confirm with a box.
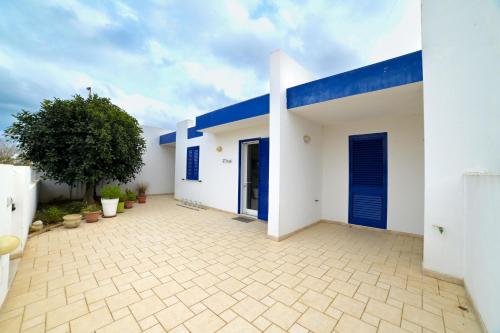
[101,198,119,217]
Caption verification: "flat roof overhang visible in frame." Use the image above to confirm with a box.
[195,94,269,133]
[159,131,176,145]
[287,51,422,109]
[199,114,269,134]
[289,81,423,125]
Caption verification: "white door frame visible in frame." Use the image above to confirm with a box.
[240,140,259,217]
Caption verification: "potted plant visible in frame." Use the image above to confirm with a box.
[82,204,101,223]
[117,193,126,213]
[63,214,82,228]
[137,183,148,204]
[100,185,121,217]
[125,188,136,209]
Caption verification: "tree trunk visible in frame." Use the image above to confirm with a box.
[84,182,95,204]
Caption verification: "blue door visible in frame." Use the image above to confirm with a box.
[349,133,387,229]
[258,138,269,221]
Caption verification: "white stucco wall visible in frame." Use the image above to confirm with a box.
[38,125,175,202]
[269,50,322,238]
[321,112,424,235]
[422,0,500,278]
[174,121,269,214]
[0,164,38,306]
[464,174,500,333]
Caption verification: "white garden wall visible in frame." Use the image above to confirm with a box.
[464,174,500,333]
[422,0,500,278]
[322,112,424,235]
[174,120,269,214]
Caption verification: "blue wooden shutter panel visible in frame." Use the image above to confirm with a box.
[258,138,270,221]
[186,146,199,180]
[349,133,387,229]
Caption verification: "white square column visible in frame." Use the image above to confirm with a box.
[268,50,322,239]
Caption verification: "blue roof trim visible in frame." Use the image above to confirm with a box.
[287,51,423,109]
[187,126,203,139]
[195,94,269,131]
[159,131,176,144]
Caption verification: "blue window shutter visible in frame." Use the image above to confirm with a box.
[186,146,200,180]
[348,133,387,229]
[258,138,269,221]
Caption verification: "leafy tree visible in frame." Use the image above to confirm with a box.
[5,94,146,203]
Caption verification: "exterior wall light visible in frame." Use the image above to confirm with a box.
[216,146,223,152]
[303,135,311,144]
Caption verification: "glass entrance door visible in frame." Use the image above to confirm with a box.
[241,141,259,216]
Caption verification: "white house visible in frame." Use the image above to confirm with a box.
[159,1,500,331]
[161,50,423,237]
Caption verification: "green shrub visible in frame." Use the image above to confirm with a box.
[137,183,148,195]
[125,188,136,201]
[63,201,84,214]
[43,207,63,224]
[101,185,121,199]
[82,203,101,213]
[119,193,127,202]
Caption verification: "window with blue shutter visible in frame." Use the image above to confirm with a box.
[186,146,200,180]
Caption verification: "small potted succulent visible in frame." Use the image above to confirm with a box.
[100,185,121,217]
[63,214,82,228]
[137,183,148,204]
[82,204,101,223]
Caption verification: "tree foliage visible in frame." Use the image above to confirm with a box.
[5,94,146,202]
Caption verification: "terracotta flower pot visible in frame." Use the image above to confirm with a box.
[125,200,134,209]
[83,211,100,223]
[137,195,146,204]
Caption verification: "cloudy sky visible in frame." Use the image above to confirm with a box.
[0,0,421,133]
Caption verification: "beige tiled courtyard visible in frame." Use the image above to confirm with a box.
[0,195,482,332]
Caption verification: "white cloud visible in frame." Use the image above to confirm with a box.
[45,0,112,29]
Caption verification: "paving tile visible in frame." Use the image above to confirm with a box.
[85,283,118,304]
[297,307,337,333]
[443,311,482,333]
[202,291,236,314]
[403,304,445,333]
[177,285,209,306]
[96,315,141,333]
[70,307,113,333]
[365,298,402,326]
[332,294,366,318]
[46,299,88,329]
[299,289,332,312]
[184,309,225,333]
[24,292,66,320]
[129,295,166,320]
[262,302,301,330]
[152,280,184,299]
[218,316,260,333]
[269,285,301,306]
[155,302,194,330]
[106,289,141,311]
[216,277,246,294]
[232,297,268,322]
[3,196,481,333]
[356,282,388,302]
[336,314,377,333]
